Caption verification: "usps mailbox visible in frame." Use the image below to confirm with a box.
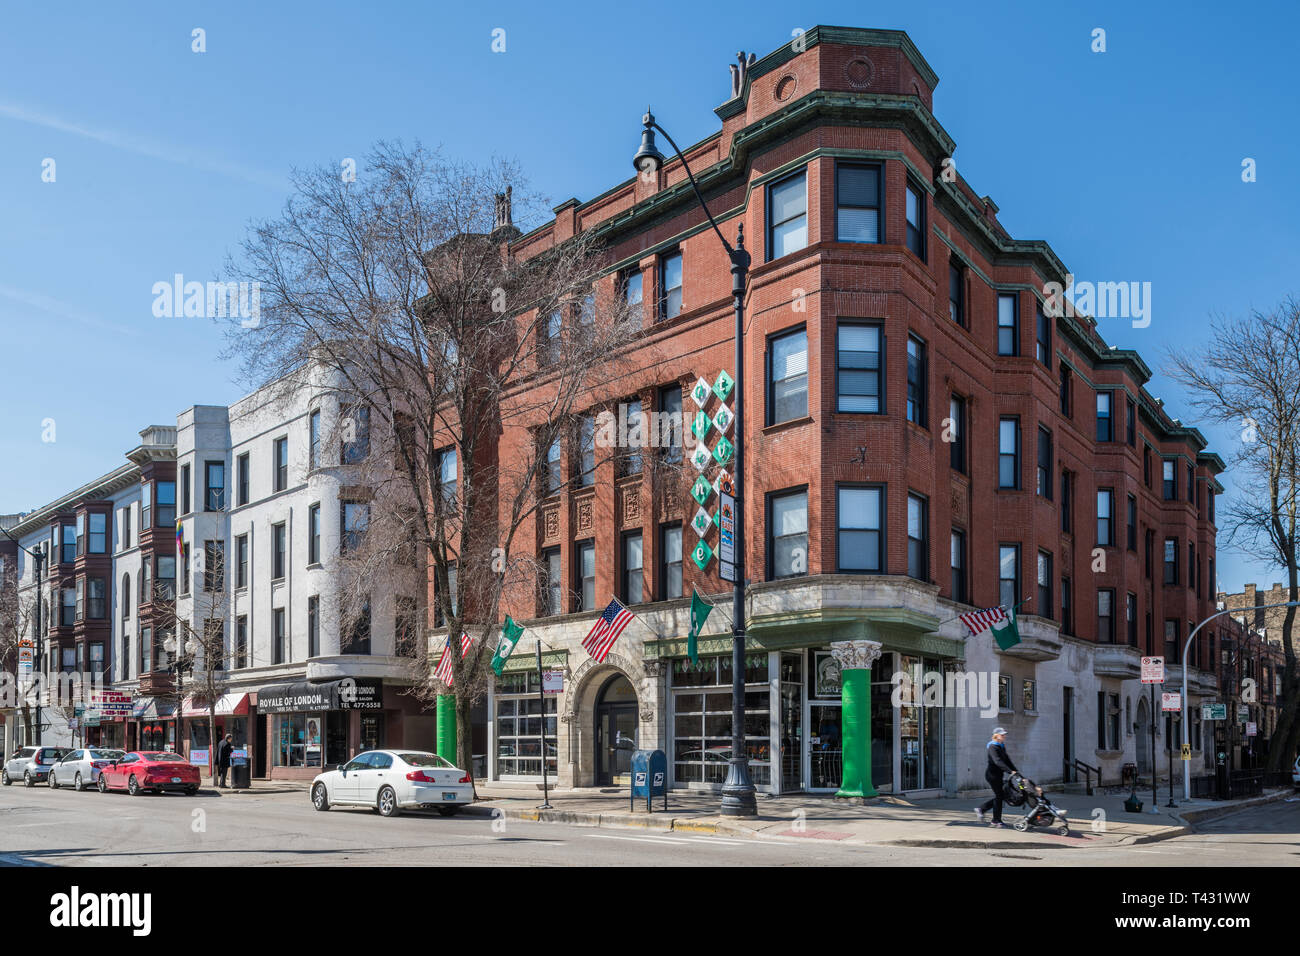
[629,749,668,813]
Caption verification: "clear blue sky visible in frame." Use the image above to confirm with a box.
[2,0,1297,593]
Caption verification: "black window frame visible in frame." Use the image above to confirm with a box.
[1127,495,1138,551]
[904,178,925,260]
[1096,391,1113,442]
[836,484,884,574]
[768,485,810,580]
[949,394,966,473]
[1097,488,1114,547]
[237,452,250,506]
[272,522,286,580]
[1036,551,1053,621]
[659,523,683,602]
[997,293,1019,356]
[950,528,967,604]
[1036,427,1053,498]
[767,325,809,425]
[906,492,929,581]
[948,259,965,327]
[621,531,644,606]
[906,334,927,427]
[1035,303,1051,365]
[998,417,1020,490]
[834,161,883,244]
[836,321,883,414]
[273,437,289,493]
[998,544,1020,609]
[1098,588,1115,643]
[1059,364,1072,417]
[766,167,808,262]
[308,503,321,565]
[204,460,226,512]
[658,249,682,321]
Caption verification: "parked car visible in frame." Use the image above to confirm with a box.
[2,746,70,787]
[1292,755,1300,788]
[311,749,472,817]
[49,749,125,791]
[97,752,200,795]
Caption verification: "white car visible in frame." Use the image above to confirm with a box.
[49,748,125,791]
[311,749,472,817]
[1292,756,1300,788]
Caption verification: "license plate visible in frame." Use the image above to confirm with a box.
[171,777,181,783]
[442,792,457,801]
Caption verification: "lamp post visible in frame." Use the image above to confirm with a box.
[633,110,756,816]
[1180,601,1300,801]
[164,633,197,753]
[2,528,45,746]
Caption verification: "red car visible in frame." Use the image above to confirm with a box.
[97,751,201,796]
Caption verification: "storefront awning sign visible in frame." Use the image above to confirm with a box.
[181,693,251,717]
[256,678,383,714]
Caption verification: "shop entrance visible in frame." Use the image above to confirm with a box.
[594,674,637,786]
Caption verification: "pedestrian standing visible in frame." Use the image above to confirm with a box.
[975,727,1018,828]
[217,733,234,788]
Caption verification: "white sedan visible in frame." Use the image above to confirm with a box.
[49,748,125,791]
[311,750,472,817]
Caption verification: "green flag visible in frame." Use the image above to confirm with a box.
[491,616,525,676]
[991,608,1021,651]
[687,588,712,666]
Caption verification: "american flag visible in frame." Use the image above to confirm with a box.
[959,606,1008,637]
[581,598,635,663]
[434,632,474,686]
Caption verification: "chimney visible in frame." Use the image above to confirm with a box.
[493,186,513,232]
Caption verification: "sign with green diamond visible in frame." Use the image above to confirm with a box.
[690,476,713,506]
[691,410,712,441]
[690,444,712,471]
[691,507,712,537]
[712,435,734,465]
[691,539,714,570]
[711,403,733,434]
[712,370,734,402]
[690,377,712,409]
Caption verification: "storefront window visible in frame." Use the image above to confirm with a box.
[670,654,770,786]
[276,714,325,767]
[360,714,384,753]
[870,655,894,792]
[495,671,558,777]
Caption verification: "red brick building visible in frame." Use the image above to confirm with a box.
[448,26,1224,794]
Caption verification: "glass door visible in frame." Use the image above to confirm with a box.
[899,655,922,790]
[809,705,842,789]
[871,654,895,792]
[779,652,803,793]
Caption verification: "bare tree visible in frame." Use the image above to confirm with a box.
[222,142,645,775]
[1168,297,1300,770]
[0,558,39,747]
[150,541,229,778]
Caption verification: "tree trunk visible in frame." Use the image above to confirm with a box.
[1266,576,1298,771]
[455,695,476,799]
[209,708,217,782]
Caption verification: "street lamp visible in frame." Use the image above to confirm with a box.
[633,109,756,816]
[1,527,45,746]
[1180,600,1300,801]
[164,633,198,752]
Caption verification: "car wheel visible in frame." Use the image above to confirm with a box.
[98,774,108,793]
[127,775,141,796]
[376,786,400,817]
[74,772,84,792]
[49,771,58,790]
[185,786,198,795]
[1,769,9,786]
[312,783,330,812]
[436,805,460,817]
[23,771,34,788]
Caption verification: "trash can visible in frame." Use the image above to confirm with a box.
[230,749,251,789]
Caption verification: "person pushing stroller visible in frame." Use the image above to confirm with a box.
[975,727,1017,827]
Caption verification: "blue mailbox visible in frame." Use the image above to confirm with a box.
[629,749,668,812]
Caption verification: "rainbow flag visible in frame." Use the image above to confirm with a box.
[176,517,185,556]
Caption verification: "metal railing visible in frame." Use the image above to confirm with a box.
[1064,757,1103,794]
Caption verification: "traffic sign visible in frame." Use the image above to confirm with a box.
[1180,744,1191,760]
[1141,657,1165,683]
[1161,692,1181,712]
[1202,702,1226,720]
[1246,721,1257,737]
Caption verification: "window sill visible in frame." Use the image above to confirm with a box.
[763,415,814,436]
[1023,709,1039,717]
[306,562,323,571]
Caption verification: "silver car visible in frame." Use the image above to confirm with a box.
[2,746,71,787]
[49,748,125,791]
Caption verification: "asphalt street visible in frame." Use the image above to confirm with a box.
[0,784,1296,866]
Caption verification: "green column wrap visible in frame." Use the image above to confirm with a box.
[436,694,457,762]
[836,667,877,798]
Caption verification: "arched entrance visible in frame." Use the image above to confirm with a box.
[594,674,638,786]
[1135,696,1151,775]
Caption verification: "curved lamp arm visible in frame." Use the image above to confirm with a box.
[644,118,737,260]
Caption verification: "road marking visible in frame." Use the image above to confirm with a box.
[588,833,694,845]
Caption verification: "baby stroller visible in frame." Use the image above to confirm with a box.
[1003,772,1070,835]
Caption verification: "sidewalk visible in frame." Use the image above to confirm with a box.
[459,783,1295,850]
